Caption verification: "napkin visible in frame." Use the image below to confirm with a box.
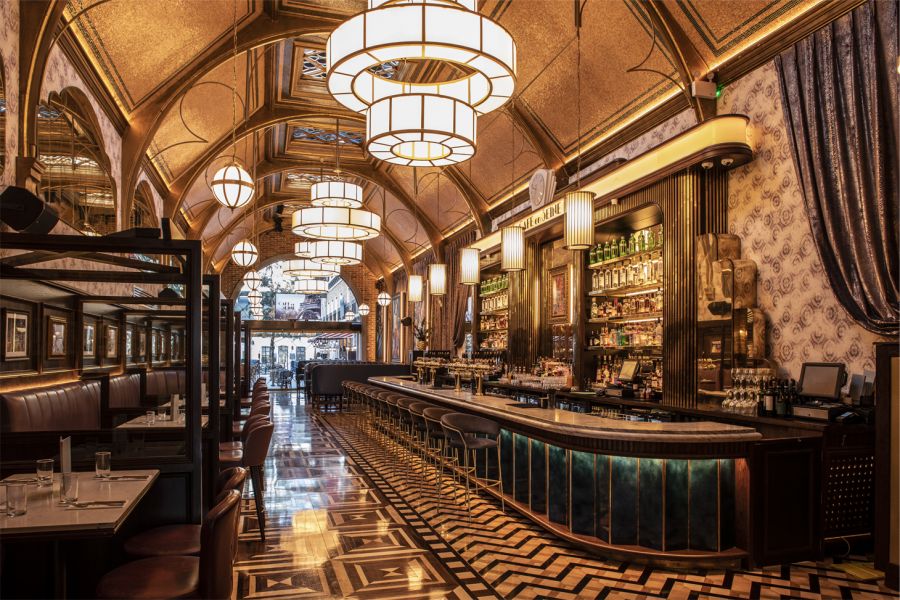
[60,436,72,473]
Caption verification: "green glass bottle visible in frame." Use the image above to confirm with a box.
[603,241,611,261]
[618,236,626,257]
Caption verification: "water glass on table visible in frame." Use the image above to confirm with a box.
[36,458,54,487]
[95,451,111,478]
[60,473,79,505]
[145,410,156,425]
[6,483,27,516]
[157,407,167,422]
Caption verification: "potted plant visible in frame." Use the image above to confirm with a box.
[413,320,431,351]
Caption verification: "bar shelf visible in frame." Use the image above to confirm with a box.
[587,312,662,325]
[587,248,663,270]
[587,283,662,298]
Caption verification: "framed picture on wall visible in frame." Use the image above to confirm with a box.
[138,331,147,359]
[549,266,570,323]
[126,328,133,360]
[151,330,158,360]
[83,323,96,357]
[391,293,403,363]
[106,325,118,358]
[48,316,68,357]
[3,310,29,360]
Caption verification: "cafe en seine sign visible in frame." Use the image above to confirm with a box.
[469,197,564,252]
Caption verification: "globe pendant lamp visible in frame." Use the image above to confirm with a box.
[249,306,262,319]
[357,303,370,316]
[501,226,524,271]
[243,270,262,290]
[294,278,329,294]
[459,247,480,285]
[377,291,391,307]
[407,275,423,302]
[428,263,447,296]
[247,289,262,304]
[344,311,356,321]
[308,240,362,266]
[211,163,254,209]
[564,191,595,250]
[291,207,381,241]
[310,181,363,209]
[231,239,258,267]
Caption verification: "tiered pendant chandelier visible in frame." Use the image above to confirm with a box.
[307,240,363,266]
[326,0,517,166]
[294,279,329,294]
[310,181,363,208]
[294,241,313,258]
[291,206,381,240]
[283,259,340,279]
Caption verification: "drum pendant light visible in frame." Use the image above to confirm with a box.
[501,226,524,272]
[294,278,329,294]
[428,263,447,296]
[308,240,363,266]
[460,247,480,285]
[564,191,595,250]
[407,275,423,302]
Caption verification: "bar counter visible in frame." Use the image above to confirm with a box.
[369,376,759,566]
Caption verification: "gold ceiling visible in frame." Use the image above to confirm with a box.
[64,0,826,273]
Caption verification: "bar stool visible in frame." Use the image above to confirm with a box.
[422,407,456,504]
[440,412,505,514]
[123,467,247,558]
[96,490,241,600]
[408,401,434,493]
[220,420,274,542]
[395,397,420,485]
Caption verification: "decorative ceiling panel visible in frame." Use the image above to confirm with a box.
[670,0,822,68]
[365,186,429,256]
[66,0,255,112]
[390,166,472,234]
[465,111,542,204]
[149,51,260,183]
[179,139,255,227]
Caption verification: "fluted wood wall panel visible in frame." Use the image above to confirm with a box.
[508,240,541,368]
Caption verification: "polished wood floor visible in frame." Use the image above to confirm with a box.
[233,390,894,599]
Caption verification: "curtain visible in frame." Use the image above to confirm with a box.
[775,0,898,335]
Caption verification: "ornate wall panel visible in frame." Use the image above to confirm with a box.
[721,62,888,377]
[0,0,18,187]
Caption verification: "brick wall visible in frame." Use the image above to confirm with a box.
[219,229,379,360]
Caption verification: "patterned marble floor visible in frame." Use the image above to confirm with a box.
[233,391,896,599]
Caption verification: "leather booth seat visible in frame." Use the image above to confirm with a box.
[1,380,101,432]
[109,373,141,409]
[145,369,185,398]
[307,362,411,411]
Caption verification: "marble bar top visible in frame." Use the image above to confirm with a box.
[369,377,762,444]
[0,470,159,537]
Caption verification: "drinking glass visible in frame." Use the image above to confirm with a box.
[178,407,186,423]
[6,483,27,516]
[60,473,79,504]
[145,410,156,425]
[95,451,111,478]
[36,458,54,487]
[157,407,167,422]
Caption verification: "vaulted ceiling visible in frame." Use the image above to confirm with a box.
[64,0,829,274]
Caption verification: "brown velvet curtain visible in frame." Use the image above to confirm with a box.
[430,230,476,350]
[775,0,898,335]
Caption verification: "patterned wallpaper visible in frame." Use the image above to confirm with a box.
[0,0,18,188]
[720,62,888,379]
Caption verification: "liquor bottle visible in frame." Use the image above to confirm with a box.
[590,298,598,319]
[618,236,626,257]
[762,380,775,416]
[601,241,609,261]
[656,226,664,249]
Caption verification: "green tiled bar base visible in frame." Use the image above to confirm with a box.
[502,431,736,553]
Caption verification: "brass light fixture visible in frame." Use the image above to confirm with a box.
[428,263,447,296]
[407,275,423,302]
[243,270,262,290]
[377,291,391,307]
[564,190,594,250]
[459,247,480,285]
[501,225,524,271]
[357,303,370,316]
[231,239,258,267]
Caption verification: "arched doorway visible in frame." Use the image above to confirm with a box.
[237,260,363,390]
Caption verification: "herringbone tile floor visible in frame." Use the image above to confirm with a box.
[232,392,896,599]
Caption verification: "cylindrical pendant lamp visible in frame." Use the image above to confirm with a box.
[459,247,480,285]
[501,226,524,271]
[428,263,447,296]
[564,191,595,250]
[407,275,423,302]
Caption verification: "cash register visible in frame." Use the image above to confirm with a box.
[792,362,849,421]
[604,359,640,398]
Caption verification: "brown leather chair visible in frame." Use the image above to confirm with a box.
[220,421,274,542]
[220,413,267,452]
[97,490,241,600]
[123,467,247,558]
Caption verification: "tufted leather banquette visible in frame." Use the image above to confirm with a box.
[109,373,141,409]
[1,380,101,432]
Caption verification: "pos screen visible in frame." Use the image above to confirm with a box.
[799,363,845,400]
[619,359,640,383]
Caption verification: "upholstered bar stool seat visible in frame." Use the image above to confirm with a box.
[97,490,241,600]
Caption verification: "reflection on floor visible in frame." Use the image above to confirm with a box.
[234,392,895,599]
